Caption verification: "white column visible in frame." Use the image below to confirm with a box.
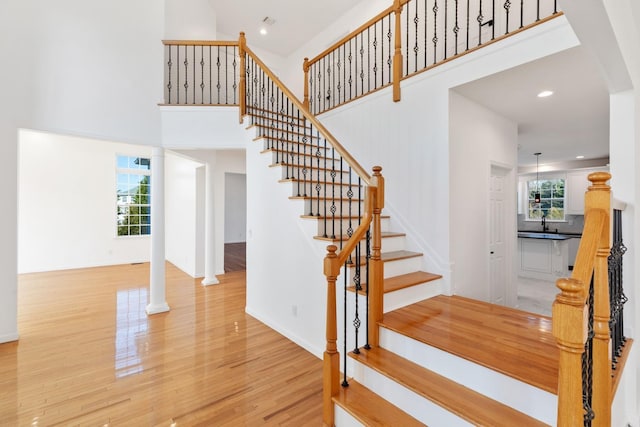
[147,147,170,315]
[202,159,220,285]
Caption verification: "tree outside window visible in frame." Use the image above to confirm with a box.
[116,156,151,236]
[527,178,565,220]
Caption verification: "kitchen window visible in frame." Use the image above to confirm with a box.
[527,178,565,220]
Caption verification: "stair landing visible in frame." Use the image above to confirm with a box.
[380,295,559,394]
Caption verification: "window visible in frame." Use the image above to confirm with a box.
[116,155,151,236]
[527,178,565,220]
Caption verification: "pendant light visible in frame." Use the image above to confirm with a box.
[534,152,541,203]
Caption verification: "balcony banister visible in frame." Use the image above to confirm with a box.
[162,40,239,46]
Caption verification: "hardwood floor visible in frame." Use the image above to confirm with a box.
[0,263,322,426]
[225,242,246,272]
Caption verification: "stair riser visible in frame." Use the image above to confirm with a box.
[268,152,342,169]
[334,406,365,427]
[378,327,557,425]
[383,279,443,313]
[299,199,364,217]
[284,181,362,199]
[272,165,351,181]
[312,217,391,238]
[351,361,473,426]
[347,256,422,283]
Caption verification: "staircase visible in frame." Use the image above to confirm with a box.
[239,59,558,424]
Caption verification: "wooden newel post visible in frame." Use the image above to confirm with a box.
[392,0,403,102]
[553,277,588,426]
[303,58,310,111]
[323,244,341,427]
[369,166,385,347]
[238,32,247,123]
[588,172,612,427]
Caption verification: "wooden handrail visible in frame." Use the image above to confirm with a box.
[553,172,612,427]
[244,45,373,184]
[162,40,239,46]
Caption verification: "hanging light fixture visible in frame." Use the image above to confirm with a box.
[534,152,541,203]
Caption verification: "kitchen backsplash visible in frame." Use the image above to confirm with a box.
[517,214,585,234]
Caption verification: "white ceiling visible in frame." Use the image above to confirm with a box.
[209,0,363,56]
[453,46,610,168]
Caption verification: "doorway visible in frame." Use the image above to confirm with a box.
[489,165,511,306]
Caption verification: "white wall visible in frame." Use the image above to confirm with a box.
[165,0,216,40]
[165,151,204,277]
[224,173,247,243]
[449,92,518,302]
[18,130,152,273]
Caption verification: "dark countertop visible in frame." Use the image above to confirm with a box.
[517,231,582,240]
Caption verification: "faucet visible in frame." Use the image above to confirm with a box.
[541,213,549,232]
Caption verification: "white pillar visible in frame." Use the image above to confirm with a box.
[147,147,170,315]
[202,159,220,285]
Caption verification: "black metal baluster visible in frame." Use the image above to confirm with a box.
[380,19,385,85]
[225,46,229,105]
[358,34,364,97]
[433,0,439,64]
[367,26,371,93]
[232,48,238,105]
[342,43,347,103]
[477,0,484,46]
[326,56,331,110]
[353,240,361,354]
[388,14,393,81]
[193,45,196,104]
[322,56,326,113]
[332,50,336,108]
[337,49,342,105]
[536,0,540,21]
[520,0,524,28]
[554,0,557,14]
[364,226,371,350]
[296,110,302,197]
[317,62,322,113]
[216,47,221,104]
[348,39,353,102]
[330,147,337,239]
[373,24,378,89]
[342,259,349,388]
[315,130,321,217]
[444,0,448,59]
[609,209,627,370]
[339,158,344,252]
[504,0,512,34]
[167,46,173,104]
[177,46,180,104]
[184,46,189,104]
[208,46,212,104]
[414,1,419,73]
[200,45,205,104]
[454,0,460,55]
[466,0,470,51]
[323,138,328,236]
[405,2,409,74]
[582,276,595,426]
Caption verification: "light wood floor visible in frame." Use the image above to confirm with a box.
[0,263,322,426]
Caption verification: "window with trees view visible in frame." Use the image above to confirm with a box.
[116,155,151,236]
[527,178,565,220]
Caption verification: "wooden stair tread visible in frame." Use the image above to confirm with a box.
[381,295,559,394]
[314,231,405,243]
[333,380,425,427]
[350,347,548,427]
[377,250,422,262]
[349,271,442,295]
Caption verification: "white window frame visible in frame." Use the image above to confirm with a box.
[525,174,566,222]
[116,155,151,237]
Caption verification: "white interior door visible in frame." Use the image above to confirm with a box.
[489,166,508,305]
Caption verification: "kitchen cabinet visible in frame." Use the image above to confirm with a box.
[518,236,570,281]
[566,168,609,215]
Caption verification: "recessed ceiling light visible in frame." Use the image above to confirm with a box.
[576,155,585,159]
[537,90,554,98]
[259,28,268,36]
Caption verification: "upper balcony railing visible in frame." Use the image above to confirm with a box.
[304,0,561,114]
